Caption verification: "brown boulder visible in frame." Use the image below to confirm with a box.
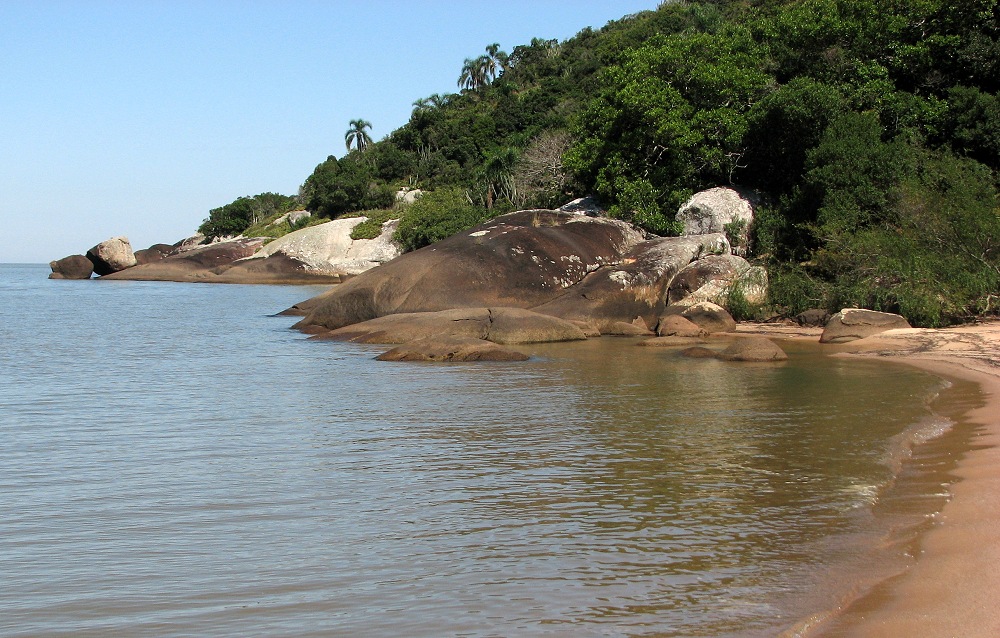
[795,308,831,327]
[656,314,705,337]
[86,236,137,275]
[819,308,912,344]
[719,337,788,362]
[375,336,529,362]
[290,209,645,331]
[320,307,587,345]
[673,302,737,334]
[48,255,94,280]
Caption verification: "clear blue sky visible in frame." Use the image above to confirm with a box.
[1,0,660,264]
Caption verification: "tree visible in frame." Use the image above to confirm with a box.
[345,119,373,153]
[458,57,488,90]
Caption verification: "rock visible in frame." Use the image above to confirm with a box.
[668,254,749,304]
[48,255,94,279]
[268,210,311,227]
[174,234,207,252]
[134,244,174,265]
[638,335,705,347]
[599,320,654,336]
[819,308,912,344]
[680,346,721,359]
[320,307,587,345]
[675,302,737,334]
[396,188,423,205]
[719,337,788,362]
[676,187,756,255]
[558,196,605,216]
[247,217,402,276]
[101,237,269,282]
[796,308,831,327]
[288,209,646,331]
[375,336,529,362]
[529,233,728,330]
[656,314,705,337]
[86,236,137,276]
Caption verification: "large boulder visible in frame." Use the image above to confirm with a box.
[246,217,402,276]
[48,255,94,280]
[86,236,137,276]
[676,187,756,255]
[287,209,646,331]
[319,307,587,345]
[819,308,912,344]
[375,336,529,362]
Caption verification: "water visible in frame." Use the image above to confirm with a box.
[0,263,966,637]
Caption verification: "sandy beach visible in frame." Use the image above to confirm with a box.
[741,320,1000,637]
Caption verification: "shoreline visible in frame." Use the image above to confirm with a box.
[743,320,1000,637]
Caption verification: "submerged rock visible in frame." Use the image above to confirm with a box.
[719,337,788,362]
[375,336,529,362]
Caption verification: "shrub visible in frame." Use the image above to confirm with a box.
[393,188,490,251]
[348,209,401,240]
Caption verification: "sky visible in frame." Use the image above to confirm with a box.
[1,0,661,264]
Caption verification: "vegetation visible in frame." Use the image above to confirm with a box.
[198,193,300,239]
[197,0,1000,326]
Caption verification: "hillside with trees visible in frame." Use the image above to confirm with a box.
[199,0,999,327]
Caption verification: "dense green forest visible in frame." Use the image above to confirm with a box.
[199,0,1000,327]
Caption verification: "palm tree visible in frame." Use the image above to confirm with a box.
[344,119,373,153]
[484,43,509,81]
[458,57,487,90]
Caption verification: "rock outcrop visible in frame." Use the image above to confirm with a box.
[820,308,912,343]
[48,255,94,279]
[101,238,269,282]
[245,217,402,276]
[86,237,137,276]
[287,209,646,331]
[656,314,705,337]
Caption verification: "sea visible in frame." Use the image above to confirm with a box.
[0,263,981,637]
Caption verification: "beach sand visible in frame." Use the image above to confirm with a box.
[740,320,1000,637]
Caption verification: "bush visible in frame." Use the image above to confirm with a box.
[393,188,489,251]
[347,209,401,240]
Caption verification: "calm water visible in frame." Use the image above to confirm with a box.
[0,263,960,637]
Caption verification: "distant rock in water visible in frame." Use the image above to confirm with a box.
[48,255,94,280]
[86,236,137,276]
[101,238,269,282]
[820,308,912,343]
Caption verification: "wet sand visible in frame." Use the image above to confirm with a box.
[742,320,1000,637]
